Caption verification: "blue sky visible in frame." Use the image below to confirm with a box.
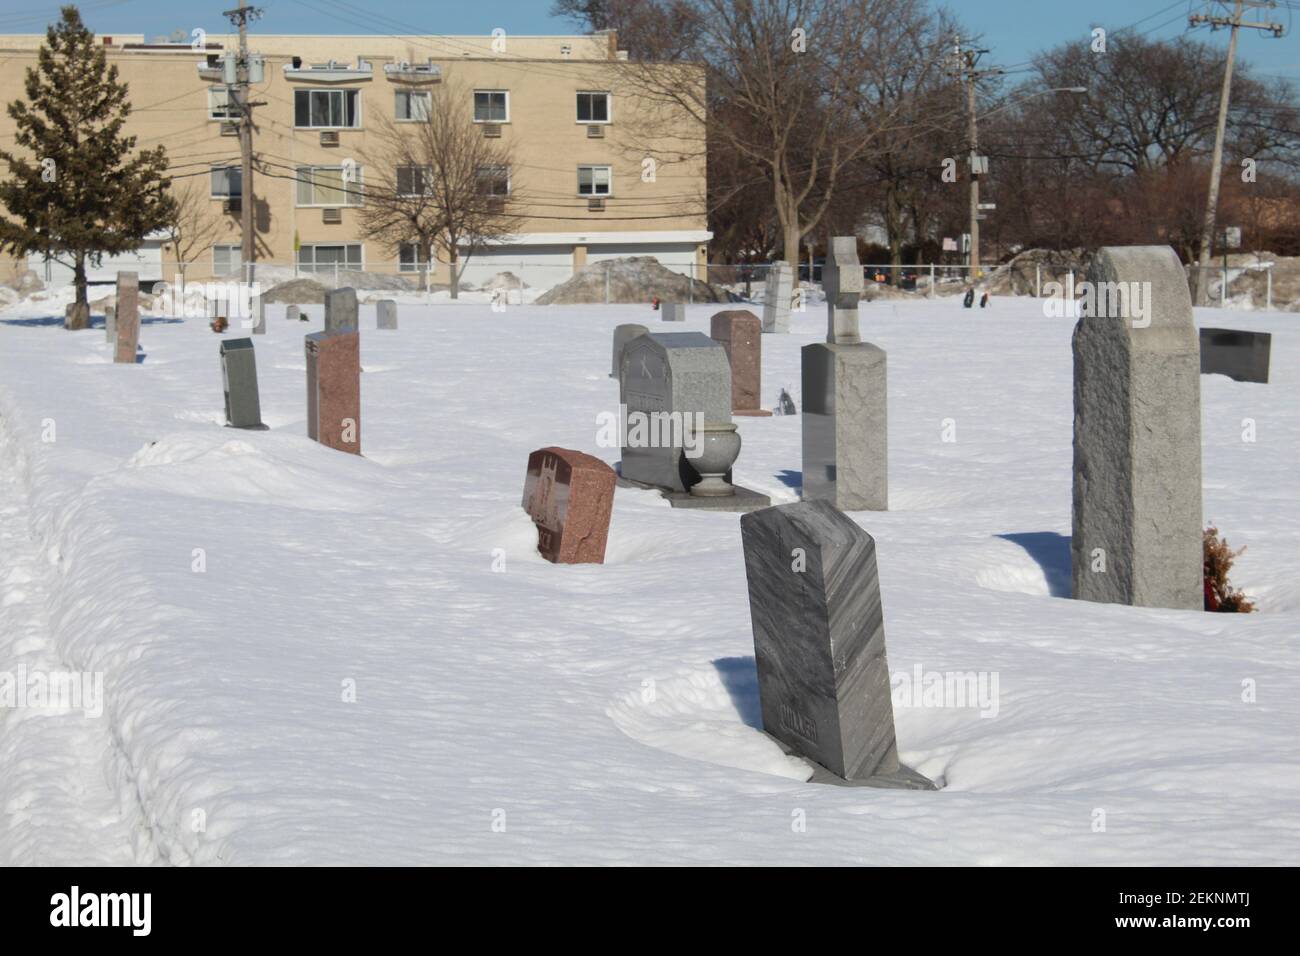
[7,0,1297,76]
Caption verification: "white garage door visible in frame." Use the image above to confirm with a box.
[457,245,574,292]
[29,238,166,289]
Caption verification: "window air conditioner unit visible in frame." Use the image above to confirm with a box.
[322,207,343,224]
[220,122,239,136]
[481,123,502,138]
[587,197,606,212]
[587,124,604,138]
[485,198,506,214]
[320,130,340,146]
[222,198,241,214]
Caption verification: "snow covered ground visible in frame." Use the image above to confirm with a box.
[0,293,1296,865]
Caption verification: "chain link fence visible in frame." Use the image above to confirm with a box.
[44,254,1291,312]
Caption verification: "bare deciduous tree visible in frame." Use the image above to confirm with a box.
[605,0,958,277]
[161,175,225,288]
[358,81,524,298]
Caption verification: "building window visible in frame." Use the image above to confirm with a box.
[576,91,610,124]
[473,90,508,123]
[298,243,363,274]
[296,165,363,206]
[294,89,361,128]
[395,90,430,121]
[395,165,432,197]
[210,165,242,198]
[577,165,612,196]
[208,86,235,120]
[476,164,511,197]
[399,242,427,273]
[213,244,242,276]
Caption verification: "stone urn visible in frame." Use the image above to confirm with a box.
[690,421,741,497]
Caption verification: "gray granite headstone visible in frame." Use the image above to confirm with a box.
[104,304,116,343]
[802,343,887,510]
[1199,327,1271,383]
[611,323,649,378]
[661,302,685,322]
[324,287,359,332]
[376,299,398,330]
[740,500,934,789]
[285,303,299,321]
[1072,245,1202,609]
[619,331,730,492]
[762,261,793,333]
[823,236,863,345]
[250,293,266,335]
[219,337,268,429]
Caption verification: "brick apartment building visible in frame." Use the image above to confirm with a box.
[0,30,710,288]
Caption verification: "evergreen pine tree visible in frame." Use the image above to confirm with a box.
[0,6,175,329]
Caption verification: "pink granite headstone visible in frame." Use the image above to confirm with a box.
[305,329,361,455]
[710,310,770,416]
[114,271,140,364]
[521,447,616,564]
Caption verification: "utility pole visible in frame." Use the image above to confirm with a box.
[949,37,1001,285]
[224,3,264,282]
[1188,0,1283,306]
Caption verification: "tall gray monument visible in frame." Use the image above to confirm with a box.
[325,287,359,332]
[761,261,793,333]
[740,500,934,789]
[219,338,268,430]
[1072,245,1203,609]
[801,236,887,510]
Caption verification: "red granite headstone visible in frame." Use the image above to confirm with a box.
[114,271,140,364]
[305,329,361,455]
[710,309,770,416]
[521,447,616,564]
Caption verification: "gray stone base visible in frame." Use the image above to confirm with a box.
[617,476,771,512]
[224,422,269,431]
[806,761,939,790]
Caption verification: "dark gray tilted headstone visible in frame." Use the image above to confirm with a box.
[740,500,935,789]
[1072,246,1202,609]
[1199,327,1271,384]
[324,287,359,332]
[376,299,398,330]
[219,337,268,430]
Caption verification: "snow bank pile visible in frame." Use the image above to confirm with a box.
[260,277,333,305]
[0,295,1297,865]
[985,249,1089,296]
[536,255,732,305]
[1225,254,1300,312]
